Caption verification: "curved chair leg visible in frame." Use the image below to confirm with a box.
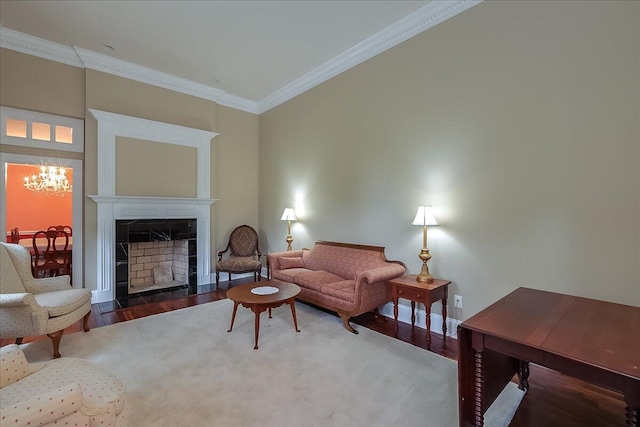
[338,312,359,334]
[83,311,91,332]
[47,330,64,359]
[15,337,24,345]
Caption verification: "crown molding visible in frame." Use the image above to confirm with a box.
[0,27,258,114]
[0,27,84,67]
[1,0,481,115]
[74,47,258,114]
[256,0,483,113]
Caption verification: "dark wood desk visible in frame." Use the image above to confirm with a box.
[458,287,640,426]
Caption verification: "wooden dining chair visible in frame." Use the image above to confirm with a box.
[47,225,72,236]
[32,230,71,279]
[46,225,73,278]
[10,227,20,243]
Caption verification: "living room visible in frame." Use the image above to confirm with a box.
[0,1,638,426]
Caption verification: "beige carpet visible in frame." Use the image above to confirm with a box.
[21,299,524,426]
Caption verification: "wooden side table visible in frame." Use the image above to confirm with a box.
[387,275,452,345]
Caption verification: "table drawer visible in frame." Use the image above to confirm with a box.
[396,286,425,301]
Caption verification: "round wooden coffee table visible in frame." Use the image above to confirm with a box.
[226,280,301,349]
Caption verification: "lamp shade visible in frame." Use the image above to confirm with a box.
[412,205,438,226]
[280,208,297,221]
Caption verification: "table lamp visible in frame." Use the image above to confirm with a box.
[280,208,297,251]
[412,205,438,283]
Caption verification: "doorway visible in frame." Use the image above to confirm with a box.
[1,153,83,288]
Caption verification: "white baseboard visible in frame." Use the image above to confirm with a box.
[379,302,461,339]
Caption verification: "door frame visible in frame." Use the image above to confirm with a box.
[1,152,83,288]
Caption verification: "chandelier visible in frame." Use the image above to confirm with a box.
[23,165,73,194]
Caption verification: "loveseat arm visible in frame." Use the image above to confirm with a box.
[357,263,406,286]
[0,382,83,426]
[23,275,71,294]
[266,250,306,278]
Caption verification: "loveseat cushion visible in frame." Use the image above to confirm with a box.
[33,288,92,317]
[295,270,346,292]
[320,280,356,303]
[279,256,304,269]
[273,268,312,283]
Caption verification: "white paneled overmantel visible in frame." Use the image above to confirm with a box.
[88,110,218,303]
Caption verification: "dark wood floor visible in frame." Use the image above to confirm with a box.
[5,278,626,426]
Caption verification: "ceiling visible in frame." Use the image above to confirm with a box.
[0,0,479,113]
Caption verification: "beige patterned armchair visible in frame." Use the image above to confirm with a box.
[216,225,263,288]
[0,242,92,358]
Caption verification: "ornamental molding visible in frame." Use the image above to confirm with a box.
[1,1,481,115]
[256,0,482,113]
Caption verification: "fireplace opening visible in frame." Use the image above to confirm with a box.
[115,219,196,299]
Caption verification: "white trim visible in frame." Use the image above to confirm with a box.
[0,153,84,289]
[0,1,481,114]
[88,110,218,303]
[0,27,84,68]
[1,106,85,153]
[379,302,461,339]
[76,48,258,114]
[88,109,217,198]
[256,0,483,113]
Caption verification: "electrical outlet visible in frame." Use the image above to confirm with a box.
[454,295,462,308]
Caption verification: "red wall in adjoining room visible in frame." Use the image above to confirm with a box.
[5,163,73,240]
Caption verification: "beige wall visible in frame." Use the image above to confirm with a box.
[259,1,640,319]
[115,137,197,198]
[214,105,260,251]
[0,48,85,119]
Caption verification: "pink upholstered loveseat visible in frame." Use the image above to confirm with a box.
[267,241,405,333]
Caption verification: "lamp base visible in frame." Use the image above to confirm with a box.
[416,248,434,283]
[416,268,434,283]
[285,235,293,251]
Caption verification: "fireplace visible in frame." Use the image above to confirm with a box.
[115,219,196,298]
[88,109,218,304]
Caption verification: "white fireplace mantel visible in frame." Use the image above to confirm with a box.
[89,110,218,303]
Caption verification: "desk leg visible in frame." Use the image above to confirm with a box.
[518,360,530,391]
[625,405,639,426]
[474,350,485,427]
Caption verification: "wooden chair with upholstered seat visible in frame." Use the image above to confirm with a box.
[9,227,20,244]
[47,225,72,236]
[32,230,71,278]
[216,225,263,288]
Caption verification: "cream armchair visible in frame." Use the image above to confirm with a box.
[0,242,92,358]
[0,344,128,426]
